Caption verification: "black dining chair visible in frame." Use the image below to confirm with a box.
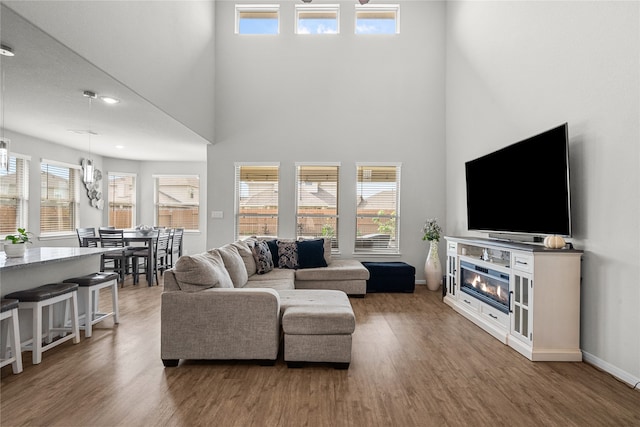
[132,230,171,286]
[99,229,135,285]
[167,228,184,269]
[76,227,98,248]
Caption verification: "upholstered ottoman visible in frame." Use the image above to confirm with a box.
[278,290,355,369]
[362,261,416,293]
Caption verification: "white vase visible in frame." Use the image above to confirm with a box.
[424,240,442,291]
[4,243,26,258]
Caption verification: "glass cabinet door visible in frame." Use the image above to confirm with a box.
[511,273,532,343]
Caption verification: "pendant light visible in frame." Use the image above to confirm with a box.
[83,90,96,184]
[0,53,10,172]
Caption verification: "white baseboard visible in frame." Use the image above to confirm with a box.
[415,280,426,285]
[582,351,640,390]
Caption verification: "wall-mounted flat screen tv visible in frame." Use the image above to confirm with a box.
[465,123,572,237]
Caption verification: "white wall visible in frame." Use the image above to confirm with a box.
[445,1,640,384]
[209,0,446,273]
[6,0,216,143]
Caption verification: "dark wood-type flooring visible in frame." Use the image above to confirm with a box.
[1,277,638,426]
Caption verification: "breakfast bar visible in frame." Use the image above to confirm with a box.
[0,247,119,344]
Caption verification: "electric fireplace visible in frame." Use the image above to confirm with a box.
[460,260,510,313]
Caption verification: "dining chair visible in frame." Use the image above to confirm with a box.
[132,230,170,286]
[167,228,184,269]
[99,229,135,285]
[76,227,97,248]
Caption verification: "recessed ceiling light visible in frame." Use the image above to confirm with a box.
[0,45,15,57]
[115,145,124,149]
[68,129,98,136]
[100,96,120,105]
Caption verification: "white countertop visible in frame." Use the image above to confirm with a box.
[0,247,116,271]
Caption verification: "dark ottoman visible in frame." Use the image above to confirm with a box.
[361,262,415,293]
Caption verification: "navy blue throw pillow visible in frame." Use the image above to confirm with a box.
[266,239,279,267]
[297,239,328,269]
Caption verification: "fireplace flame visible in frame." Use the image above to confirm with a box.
[472,275,481,288]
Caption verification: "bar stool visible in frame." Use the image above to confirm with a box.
[63,273,119,338]
[5,283,80,365]
[0,299,23,374]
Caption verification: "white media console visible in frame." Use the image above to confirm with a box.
[444,236,583,362]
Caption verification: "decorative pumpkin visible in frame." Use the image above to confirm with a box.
[544,235,566,249]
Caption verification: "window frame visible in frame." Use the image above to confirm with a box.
[235,162,280,241]
[354,162,401,255]
[295,162,340,253]
[295,4,340,35]
[107,171,137,229]
[154,174,200,232]
[0,153,30,237]
[235,4,280,35]
[39,158,80,237]
[354,4,400,35]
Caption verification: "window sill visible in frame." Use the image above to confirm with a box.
[39,232,76,241]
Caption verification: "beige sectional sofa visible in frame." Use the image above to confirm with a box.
[161,238,368,367]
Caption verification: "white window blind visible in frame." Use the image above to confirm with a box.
[355,5,400,34]
[355,164,401,254]
[236,5,280,35]
[155,175,200,231]
[40,161,79,234]
[235,164,279,240]
[296,164,339,251]
[108,172,136,229]
[296,5,340,34]
[0,156,30,235]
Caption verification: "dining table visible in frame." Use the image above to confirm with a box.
[83,230,160,286]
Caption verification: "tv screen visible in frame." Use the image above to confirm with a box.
[465,123,571,237]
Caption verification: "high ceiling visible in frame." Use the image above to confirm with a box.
[0,5,209,162]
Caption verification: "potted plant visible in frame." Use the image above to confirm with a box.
[3,228,33,258]
[421,218,443,291]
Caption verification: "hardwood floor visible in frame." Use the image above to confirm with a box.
[1,278,638,426]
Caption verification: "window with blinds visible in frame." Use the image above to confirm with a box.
[40,161,79,234]
[0,156,30,235]
[236,5,280,35]
[355,164,401,254]
[296,5,339,34]
[296,164,339,251]
[108,172,136,229]
[155,175,199,231]
[235,164,279,240]
[355,5,400,34]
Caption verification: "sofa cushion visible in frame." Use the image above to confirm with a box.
[243,279,295,291]
[294,259,369,281]
[252,240,274,274]
[277,239,299,269]
[216,244,249,288]
[173,251,234,292]
[247,268,295,282]
[296,239,328,269]
[231,240,257,276]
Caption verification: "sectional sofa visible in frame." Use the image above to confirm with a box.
[160,237,369,367]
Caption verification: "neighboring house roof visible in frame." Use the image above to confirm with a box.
[357,190,397,212]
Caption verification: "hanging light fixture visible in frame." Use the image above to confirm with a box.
[0,49,11,172]
[0,139,8,172]
[82,90,96,184]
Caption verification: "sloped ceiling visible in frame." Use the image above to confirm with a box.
[2,1,215,160]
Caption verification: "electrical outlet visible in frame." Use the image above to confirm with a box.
[211,211,223,219]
